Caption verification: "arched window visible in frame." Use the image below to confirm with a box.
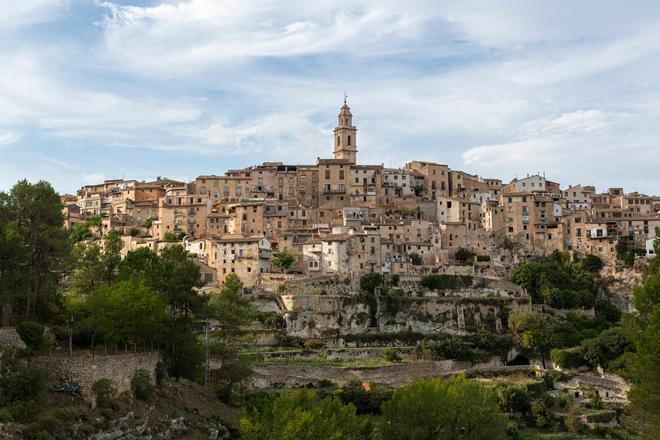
[337,135,340,146]
[348,135,351,146]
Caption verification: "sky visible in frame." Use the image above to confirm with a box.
[1,0,660,195]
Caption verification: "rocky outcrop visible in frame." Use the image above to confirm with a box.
[247,357,510,389]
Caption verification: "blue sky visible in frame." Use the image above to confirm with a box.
[1,0,660,194]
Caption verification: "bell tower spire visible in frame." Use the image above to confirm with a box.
[333,96,358,164]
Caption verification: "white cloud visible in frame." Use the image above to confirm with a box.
[0,129,19,146]
[198,113,328,160]
[0,0,69,31]
[98,0,429,75]
[0,50,202,141]
[462,109,660,190]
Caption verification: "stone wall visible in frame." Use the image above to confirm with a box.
[36,351,160,404]
[246,357,507,389]
[0,327,26,350]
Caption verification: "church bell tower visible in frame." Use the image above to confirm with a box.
[333,96,358,164]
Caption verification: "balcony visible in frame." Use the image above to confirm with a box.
[323,187,346,194]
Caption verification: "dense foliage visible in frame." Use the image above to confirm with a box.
[623,233,660,437]
[0,180,70,321]
[271,249,295,273]
[508,251,598,308]
[239,389,369,440]
[380,376,508,440]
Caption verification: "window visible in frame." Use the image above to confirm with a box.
[347,135,351,146]
[325,170,331,179]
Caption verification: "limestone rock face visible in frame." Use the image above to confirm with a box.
[164,417,188,439]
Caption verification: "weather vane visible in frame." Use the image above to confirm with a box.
[344,91,348,104]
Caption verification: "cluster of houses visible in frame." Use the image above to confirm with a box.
[61,101,660,286]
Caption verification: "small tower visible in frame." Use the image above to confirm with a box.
[333,96,358,164]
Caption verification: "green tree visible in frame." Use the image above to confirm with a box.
[5,180,70,320]
[101,229,123,283]
[69,242,104,294]
[409,252,422,265]
[580,254,604,272]
[623,259,660,437]
[380,376,507,440]
[16,321,46,355]
[212,273,252,334]
[209,273,254,399]
[239,389,369,440]
[508,310,556,368]
[0,194,31,319]
[69,222,93,242]
[455,247,476,264]
[80,279,166,350]
[160,245,205,318]
[271,249,295,273]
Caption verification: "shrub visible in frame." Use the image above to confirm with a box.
[476,255,491,262]
[9,400,42,424]
[314,287,327,295]
[531,401,553,428]
[23,414,70,440]
[421,274,473,290]
[380,377,508,439]
[129,227,139,237]
[1,363,48,403]
[131,369,155,402]
[581,255,604,272]
[335,381,393,415]
[239,389,369,439]
[92,378,117,409]
[16,321,45,354]
[155,360,168,387]
[408,252,422,265]
[455,247,476,264]
[595,299,621,322]
[382,348,402,362]
[303,338,324,350]
[551,348,586,369]
[493,383,531,413]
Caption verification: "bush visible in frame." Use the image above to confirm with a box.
[8,400,42,424]
[155,360,168,387]
[129,227,139,237]
[476,255,491,262]
[421,274,473,290]
[455,247,476,264]
[382,348,402,362]
[131,369,155,402]
[335,381,393,415]
[531,401,554,428]
[581,255,604,272]
[239,389,369,439]
[16,321,45,354]
[408,252,422,265]
[303,338,324,350]
[1,363,48,403]
[92,378,117,409]
[381,377,508,439]
[551,348,586,369]
[23,414,70,440]
[595,299,621,322]
[493,383,531,413]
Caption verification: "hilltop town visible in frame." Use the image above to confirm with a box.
[0,101,658,439]
[61,100,659,288]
